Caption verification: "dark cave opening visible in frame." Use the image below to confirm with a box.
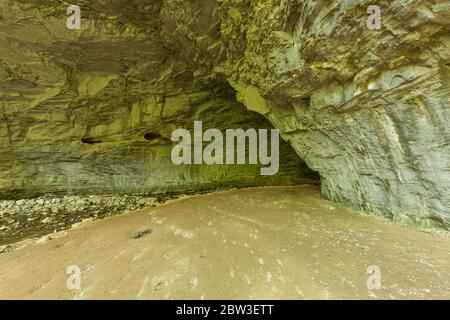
[81,137,102,144]
[144,132,164,141]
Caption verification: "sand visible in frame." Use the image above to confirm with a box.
[0,186,449,299]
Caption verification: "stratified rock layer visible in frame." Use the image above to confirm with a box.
[0,0,449,228]
[214,0,450,228]
[0,0,318,201]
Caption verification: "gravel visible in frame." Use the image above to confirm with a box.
[0,195,160,245]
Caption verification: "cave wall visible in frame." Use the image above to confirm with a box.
[0,0,318,200]
[0,0,449,228]
[211,0,450,228]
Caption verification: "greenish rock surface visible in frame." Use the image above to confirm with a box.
[215,0,450,229]
[0,0,318,202]
[0,0,449,229]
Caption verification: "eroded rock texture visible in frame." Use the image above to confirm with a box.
[0,0,449,228]
[0,0,318,200]
[213,0,450,228]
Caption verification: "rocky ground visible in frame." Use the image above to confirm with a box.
[0,187,255,246]
[0,186,449,300]
[0,195,161,246]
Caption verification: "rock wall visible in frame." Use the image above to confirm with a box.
[0,0,318,200]
[212,0,450,228]
[0,0,449,228]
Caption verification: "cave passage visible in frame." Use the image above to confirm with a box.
[0,0,449,301]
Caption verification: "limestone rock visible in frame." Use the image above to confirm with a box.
[0,0,449,230]
[0,0,318,201]
[215,0,450,228]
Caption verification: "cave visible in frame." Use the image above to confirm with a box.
[81,137,101,144]
[0,0,449,300]
[144,132,164,141]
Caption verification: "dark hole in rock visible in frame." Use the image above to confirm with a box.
[131,228,153,239]
[144,132,163,141]
[300,96,311,108]
[81,137,101,144]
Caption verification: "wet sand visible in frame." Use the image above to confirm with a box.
[0,186,449,299]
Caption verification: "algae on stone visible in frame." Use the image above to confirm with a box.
[0,0,449,229]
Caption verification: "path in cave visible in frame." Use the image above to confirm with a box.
[0,186,449,299]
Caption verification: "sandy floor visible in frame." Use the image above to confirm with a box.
[0,186,449,300]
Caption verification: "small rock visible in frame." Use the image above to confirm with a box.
[0,245,13,254]
[42,217,52,224]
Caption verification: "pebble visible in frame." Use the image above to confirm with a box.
[0,195,160,245]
